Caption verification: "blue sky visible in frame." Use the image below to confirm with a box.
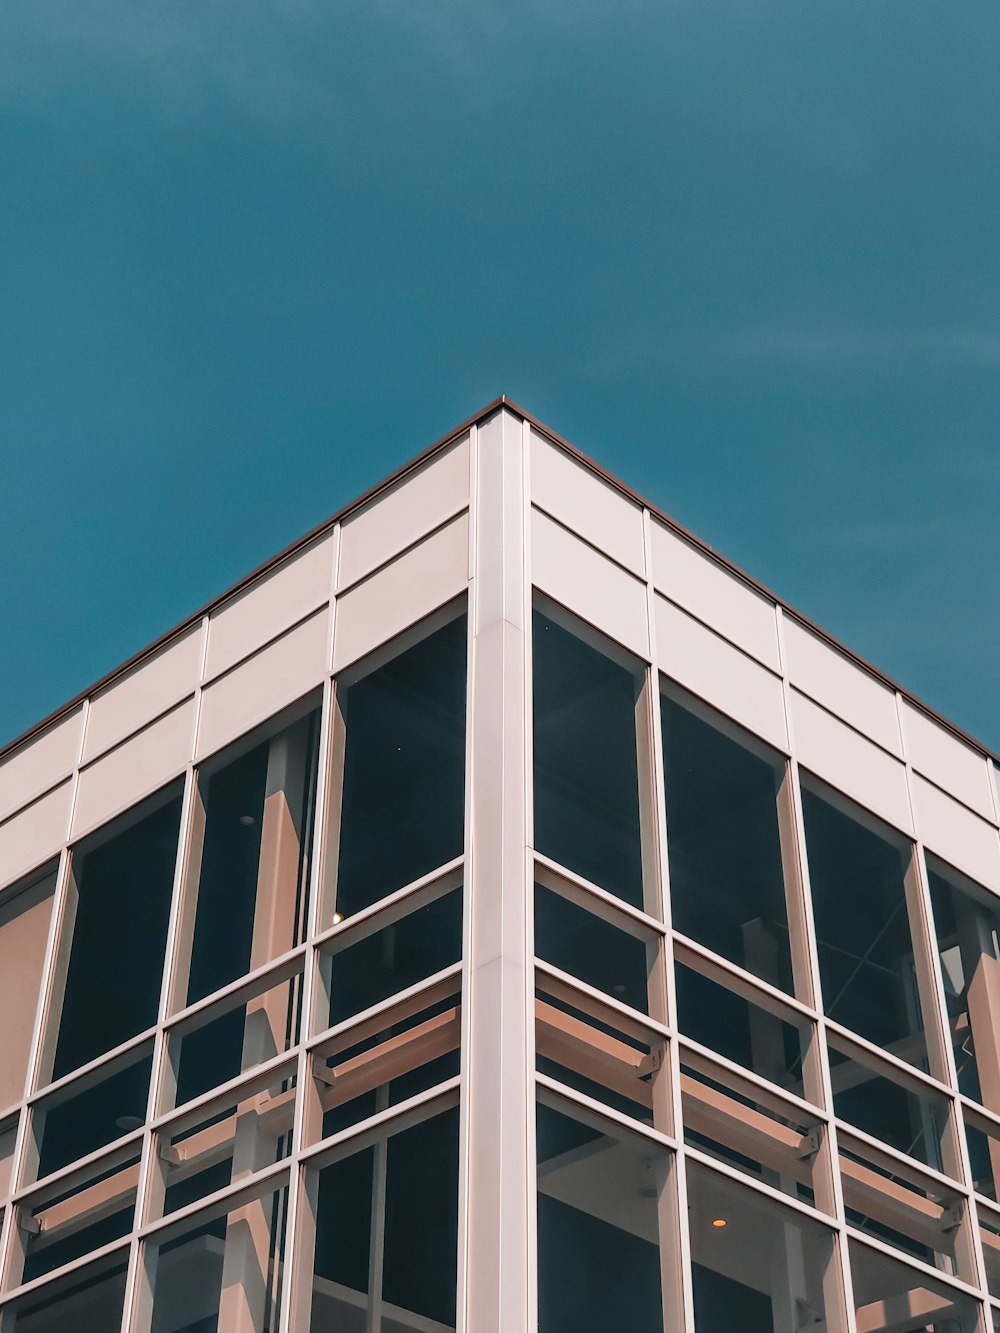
[2,0,999,751]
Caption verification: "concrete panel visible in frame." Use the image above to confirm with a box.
[650,521,780,672]
[0,710,83,824]
[333,514,469,672]
[532,508,649,660]
[73,699,195,837]
[530,432,645,577]
[783,619,902,757]
[912,773,1000,891]
[791,689,912,834]
[205,535,334,682]
[901,701,995,823]
[84,628,203,763]
[338,435,470,591]
[198,608,328,760]
[0,783,71,892]
[655,595,787,751]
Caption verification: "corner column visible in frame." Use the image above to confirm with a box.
[460,407,532,1332]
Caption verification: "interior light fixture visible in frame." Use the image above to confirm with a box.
[239,815,256,827]
[332,912,344,925]
[114,1115,144,1133]
[711,1218,728,1229]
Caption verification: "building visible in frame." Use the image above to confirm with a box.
[0,397,999,1333]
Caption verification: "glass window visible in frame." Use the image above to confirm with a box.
[534,880,654,1015]
[537,1098,671,1333]
[33,1045,152,1181]
[533,609,645,909]
[847,1238,979,1333]
[0,867,56,1110]
[53,791,181,1079]
[311,1105,460,1330]
[662,696,794,993]
[1,1255,129,1332]
[927,860,1000,1109]
[688,1159,836,1333]
[19,1152,138,1284]
[332,613,467,919]
[147,1180,288,1333]
[801,787,927,1064]
[185,708,319,1008]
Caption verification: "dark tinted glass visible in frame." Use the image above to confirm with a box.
[534,884,651,1013]
[537,1102,666,1333]
[335,615,467,917]
[55,794,181,1078]
[187,711,318,1005]
[662,697,792,992]
[37,1052,152,1179]
[801,789,925,1061]
[9,1258,128,1333]
[533,611,643,908]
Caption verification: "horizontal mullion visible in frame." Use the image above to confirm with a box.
[13,1128,144,1209]
[676,1033,824,1123]
[534,959,671,1043]
[843,1223,985,1304]
[682,1140,835,1231]
[673,932,817,1025]
[164,943,306,1035]
[149,1048,298,1141]
[299,1077,461,1174]
[28,1029,156,1109]
[309,962,462,1059]
[137,1158,290,1246]
[313,857,464,954]
[825,1018,956,1103]
[0,1233,132,1311]
[533,853,666,939]
[535,1072,677,1154]
[835,1121,967,1198]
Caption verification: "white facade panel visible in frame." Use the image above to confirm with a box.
[73,699,195,837]
[900,700,995,823]
[655,594,787,751]
[912,772,1000,891]
[333,513,469,672]
[84,628,203,763]
[0,708,83,824]
[205,535,334,683]
[337,435,470,591]
[783,618,902,757]
[531,508,649,660]
[791,689,912,834]
[650,520,781,671]
[197,608,328,760]
[530,431,645,577]
[0,782,71,890]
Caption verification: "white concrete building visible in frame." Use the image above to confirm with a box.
[1,397,999,1332]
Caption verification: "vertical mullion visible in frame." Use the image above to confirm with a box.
[775,605,857,1333]
[643,507,696,1333]
[281,550,341,1333]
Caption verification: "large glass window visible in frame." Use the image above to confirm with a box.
[801,786,927,1064]
[52,789,182,1080]
[533,609,645,910]
[331,612,467,921]
[926,858,1000,1110]
[310,1104,460,1330]
[661,695,794,994]
[536,1097,672,1333]
[0,868,56,1111]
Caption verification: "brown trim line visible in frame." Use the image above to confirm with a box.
[2,393,996,774]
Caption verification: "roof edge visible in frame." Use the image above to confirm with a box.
[3,394,997,778]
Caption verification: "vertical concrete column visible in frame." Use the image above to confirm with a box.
[461,407,531,1332]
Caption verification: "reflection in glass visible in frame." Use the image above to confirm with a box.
[311,1106,460,1330]
[801,788,926,1064]
[537,1101,668,1333]
[3,1256,129,1333]
[334,614,467,918]
[0,868,56,1110]
[828,1042,948,1173]
[533,610,644,909]
[661,697,793,992]
[148,1182,288,1333]
[187,709,319,1006]
[847,1237,978,1333]
[35,1049,152,1181]
[55,792,181,1078]
[927,862,1000,1110]
[688,1160,834,1333]
[534,883,652,1014]
[21,1153,138,1283]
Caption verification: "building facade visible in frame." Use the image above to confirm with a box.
[1,399,1000,1332]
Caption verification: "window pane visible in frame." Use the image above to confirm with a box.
[847,1238,979,1333]
[537,1101,669,1333]
[186,709,319,1006]
[662,697,793,993]
[688,1160,835,1333]
[34,1047,152,1181]
[311,1106,460,1330]
[148,1182,288,1333]
[533,610,644,909]
[20,1152,138,1283]
[801,788,926,1063]
[333,614,467,918]
[54,792,181,1078]
[534,883,653,1015]
[0,868,56,1110]
[927,862,1000,1109]
[3,1256,129,1333]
